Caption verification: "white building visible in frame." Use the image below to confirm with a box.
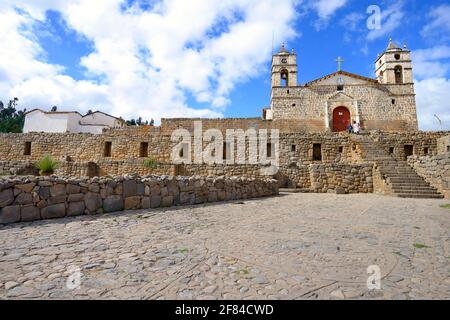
[23,109,126,134]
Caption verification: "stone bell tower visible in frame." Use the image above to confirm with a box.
[271,43,298,88]
[375,38,413,85]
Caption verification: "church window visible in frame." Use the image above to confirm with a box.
[424,147,429,155]
[24,142,31,156]
[395,54,401,60]
[139,142,148,158]
[291,145,296,152]
[338,146,343,153]
[104,142,112,157]
[389,147,394,154]
[337,85,344,91]
[394,66,403,84]
[287,90,290,94]
[447,146,450,152]
[179,143,189,158]
[267,143,273,158]
[392,99,396,105]
[292,103,296,107]
[313,144,322,161]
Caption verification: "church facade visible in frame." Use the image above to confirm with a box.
[264,39,418,132]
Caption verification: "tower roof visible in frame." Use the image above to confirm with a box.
[386,38,401,51]
[278,42,289,54]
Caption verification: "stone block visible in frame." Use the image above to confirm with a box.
[21,205,41,222]
[41,203,66,219]
[137,183,145,195]
[68,193,85,202]
[67,202,85,217]
[123,180,137,197]
[48,195,67,205]
[84,192,102,212]
[0,189,14,208]
[15,183,36,193]
[141,197,150,209]
[0,205,21,224]
[150,184,160,195]
[150,195,161,208]
[124,196,141,210]
[103,195,124,213]
[14,192,33,205]
[161,195,173,207]
[335,186,346,195]
[208,192,218,202]
[38,187,50,199]
[88,184,100,193]
[50,184,66,197]
[66,184,81,194]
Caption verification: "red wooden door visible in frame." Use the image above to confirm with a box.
[333,107,350,132]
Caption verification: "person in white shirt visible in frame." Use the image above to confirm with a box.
[353,121,361,134]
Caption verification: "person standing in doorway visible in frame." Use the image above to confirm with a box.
[353,121,361,134]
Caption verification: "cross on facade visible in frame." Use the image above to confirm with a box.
[335,56,344,71]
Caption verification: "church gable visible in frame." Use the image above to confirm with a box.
[306,71,378,86]
[328,92,355,101]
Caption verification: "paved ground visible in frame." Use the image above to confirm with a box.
[0,193,449,300]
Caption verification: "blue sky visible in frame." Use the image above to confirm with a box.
[0,0,449,130]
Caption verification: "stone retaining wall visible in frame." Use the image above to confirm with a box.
[408,154,450,199]
[310,164,374,194]
[0,175,279,224]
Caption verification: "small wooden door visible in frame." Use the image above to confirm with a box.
[333,107,351,132]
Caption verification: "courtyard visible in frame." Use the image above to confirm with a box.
[0,193,449,300]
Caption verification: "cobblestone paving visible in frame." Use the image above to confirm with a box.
[1,193,449,300]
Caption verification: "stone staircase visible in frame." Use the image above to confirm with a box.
[349,134,444,199]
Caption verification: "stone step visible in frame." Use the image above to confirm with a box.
[392,188,440,194]
[396,193,444,199]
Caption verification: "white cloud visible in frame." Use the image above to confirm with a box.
[0,0,300,122]
[421,4,450,40]
[412,46,450,79]
[415,78,450,131]
[309,0,348,30]
[367,1,404,41]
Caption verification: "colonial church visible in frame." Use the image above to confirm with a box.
[263,39,418,132]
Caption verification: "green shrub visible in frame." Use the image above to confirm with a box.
[35,155,59,175]
[143,158,157,169]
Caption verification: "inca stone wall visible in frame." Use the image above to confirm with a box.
[0,175,279,224]
[408,154,450,199]
[309,164,374,194]
[369,131,448,160]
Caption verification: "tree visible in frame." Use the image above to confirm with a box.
[0,98,26,133]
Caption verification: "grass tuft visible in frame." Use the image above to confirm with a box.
[413,243,431,249]
[35,155,59,175]
[143,158,158,169]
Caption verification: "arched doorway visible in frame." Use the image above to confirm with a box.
[332,107,351,132]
